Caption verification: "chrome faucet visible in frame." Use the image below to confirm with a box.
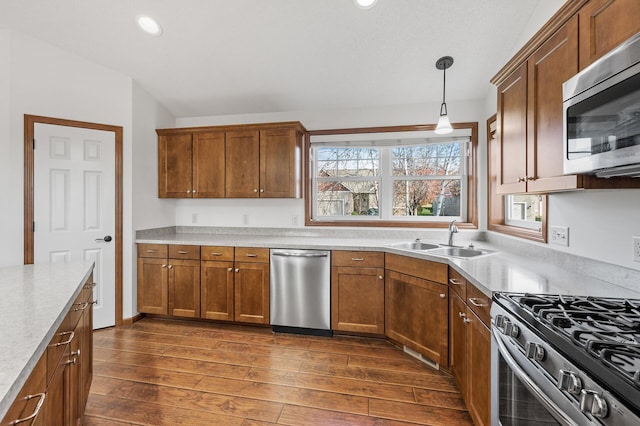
[447,220,458,246]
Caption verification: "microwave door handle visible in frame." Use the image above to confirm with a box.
[492,327,580,426]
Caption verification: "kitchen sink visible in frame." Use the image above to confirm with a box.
[427,246,491,258]
[390,241,440,250]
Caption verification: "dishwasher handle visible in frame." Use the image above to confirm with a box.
[272,251,329,258]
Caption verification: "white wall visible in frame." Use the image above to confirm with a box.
[131,82,176,315]
[175,99,488,229]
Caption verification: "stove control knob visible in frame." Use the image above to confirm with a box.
[494,315,508,330]
[580,389,608,418]
[558,370,582,395]
[524,342,545,361]
[504,322,519,337]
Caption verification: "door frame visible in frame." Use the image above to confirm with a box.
[23,114,123,326]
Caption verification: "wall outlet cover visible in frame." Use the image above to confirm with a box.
[634,236,640,262]
[550,226,569,247]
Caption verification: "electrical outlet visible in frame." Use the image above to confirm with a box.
[242,214,249,225]
[550,226,569,246]
[191,213,198,224]
[292,215,298,226]
[633,236,640,262]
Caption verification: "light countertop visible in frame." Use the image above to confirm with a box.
[136,231,640,300]
[0,261,94,420]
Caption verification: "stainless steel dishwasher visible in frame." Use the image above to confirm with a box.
[270,249,331,336]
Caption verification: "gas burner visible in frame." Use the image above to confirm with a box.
[588,342,640,389]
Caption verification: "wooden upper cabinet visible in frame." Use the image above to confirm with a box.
[193,132,225,198]
[225,130,261,198]
[579,0,640,70]
[497,16,580,194]
[158,133,193,198]
[260,128,301,198]
[158,122,305,199]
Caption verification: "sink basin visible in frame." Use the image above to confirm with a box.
[428,246,491,258]
[391,241,440,250]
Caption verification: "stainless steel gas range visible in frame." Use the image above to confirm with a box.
[491,293,640,426]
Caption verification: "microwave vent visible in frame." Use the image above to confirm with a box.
[595,163,640,178]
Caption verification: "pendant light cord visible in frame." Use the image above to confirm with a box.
[440,66,448,117]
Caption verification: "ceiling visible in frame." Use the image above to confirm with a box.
[0,0,564,118]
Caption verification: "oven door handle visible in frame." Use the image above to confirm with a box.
[492,327,580,426]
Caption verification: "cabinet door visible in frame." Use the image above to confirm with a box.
[168,259,201,318]
[137,257,168,315]
[80,295,93,416]
[234,262,270,324]
[466,309,491,426]
[259,128,300,198]
[331,266,385,334]
[385,271,449,367]
[225,130,260,198]
[497,63,528,194]
[1,357,46,425]
[579,0,640,69]
[449,293,468,401]
[527,16,580,192]
[158,133,193,198]
[201,260,235,321]
[193,131,225,198]
[43,357,67,426]
[66,318,82,426]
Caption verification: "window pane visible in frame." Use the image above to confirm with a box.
[316,147,379,177]
[392,179,460,216]
[505,195,543,230]
[316,180,379,217]
[392,143,461,176]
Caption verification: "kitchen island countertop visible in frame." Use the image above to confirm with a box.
[0,261,94,420]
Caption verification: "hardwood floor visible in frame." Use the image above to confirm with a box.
[84,317,472,425]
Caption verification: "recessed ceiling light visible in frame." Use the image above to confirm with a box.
[354,0,378,10]
[137,15,163,36]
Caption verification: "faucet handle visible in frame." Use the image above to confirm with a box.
[414,238,421,243]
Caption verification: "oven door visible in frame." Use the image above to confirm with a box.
[491,326,585,426]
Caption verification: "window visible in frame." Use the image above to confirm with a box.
[505,194,543,231]
[307,124,477,227]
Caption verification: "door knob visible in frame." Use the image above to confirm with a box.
[95,235,112,242]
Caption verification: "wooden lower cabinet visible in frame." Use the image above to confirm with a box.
[234,261,270,324]
[331,251,385,334]
[385,268,449,367]
[3,274,93,426]
[201,259,235,321]
[168,259,201,318]
[448,266,491,426]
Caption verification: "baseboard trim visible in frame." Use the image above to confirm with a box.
[121,313,145,326]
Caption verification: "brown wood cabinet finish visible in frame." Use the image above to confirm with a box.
[466,308,491,426]
[201,259,235,321]
[158,133,193,198]
[234,261,270,324]
[449,292,468,403]
[384,253,447,284]
[385,270,449,367]
[578,0,640,70]
[137,257,169,315]
[331,250,385,334]
[448,267,467,300]
[193,132,225,198]
[259,128,302,198]
[225,130,261,198]
[1,357,46,425]
[168,259,201,318]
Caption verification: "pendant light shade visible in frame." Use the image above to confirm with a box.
[434,56,454,134]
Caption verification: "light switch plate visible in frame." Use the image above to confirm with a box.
[633,236,640,262]
[550,226,569,246]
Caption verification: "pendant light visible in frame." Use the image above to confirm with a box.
[434,56,454,134]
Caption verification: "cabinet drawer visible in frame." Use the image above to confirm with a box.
[201,246,234,261]
[332,251,384,268]
[1,355,46,425]
[385,253,448,284]
[448,267,467,300]
[235,247,269,263]
[467,284,491,327]
[138,243,168,258]
[169,244,201,260]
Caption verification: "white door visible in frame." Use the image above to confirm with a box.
[34,123,116,329]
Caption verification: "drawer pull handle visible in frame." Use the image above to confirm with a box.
[146,249,157,253]
[50,331,75,347]
[245,253,258,257]
[11,392,46,424]
[211,252,223,256]
[351,258,364,261]
[468,297,488,307]
[178,250,189,254]
[449,278,462,285]
[73,302,89,311]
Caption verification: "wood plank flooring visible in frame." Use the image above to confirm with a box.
[84,317,472,425]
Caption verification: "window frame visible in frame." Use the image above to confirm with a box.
[305,123,478,229]
[487,114,548,242]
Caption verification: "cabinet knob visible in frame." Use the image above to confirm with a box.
[260,189,264,193]
[254,189,258,193]
[439,293,447,299]
[526,176,535,181]
[168,264,173,269]
[378,275,384,280]
[192,189,197,193]
[235,268,239,273]
[517,177,526,182]
[187,190,192,194]
[162,264,167,268]
[458,311,466,318]
[228,268,233,272]
[463,318,472,324]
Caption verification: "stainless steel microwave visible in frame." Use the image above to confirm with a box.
[563,31,640,178]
